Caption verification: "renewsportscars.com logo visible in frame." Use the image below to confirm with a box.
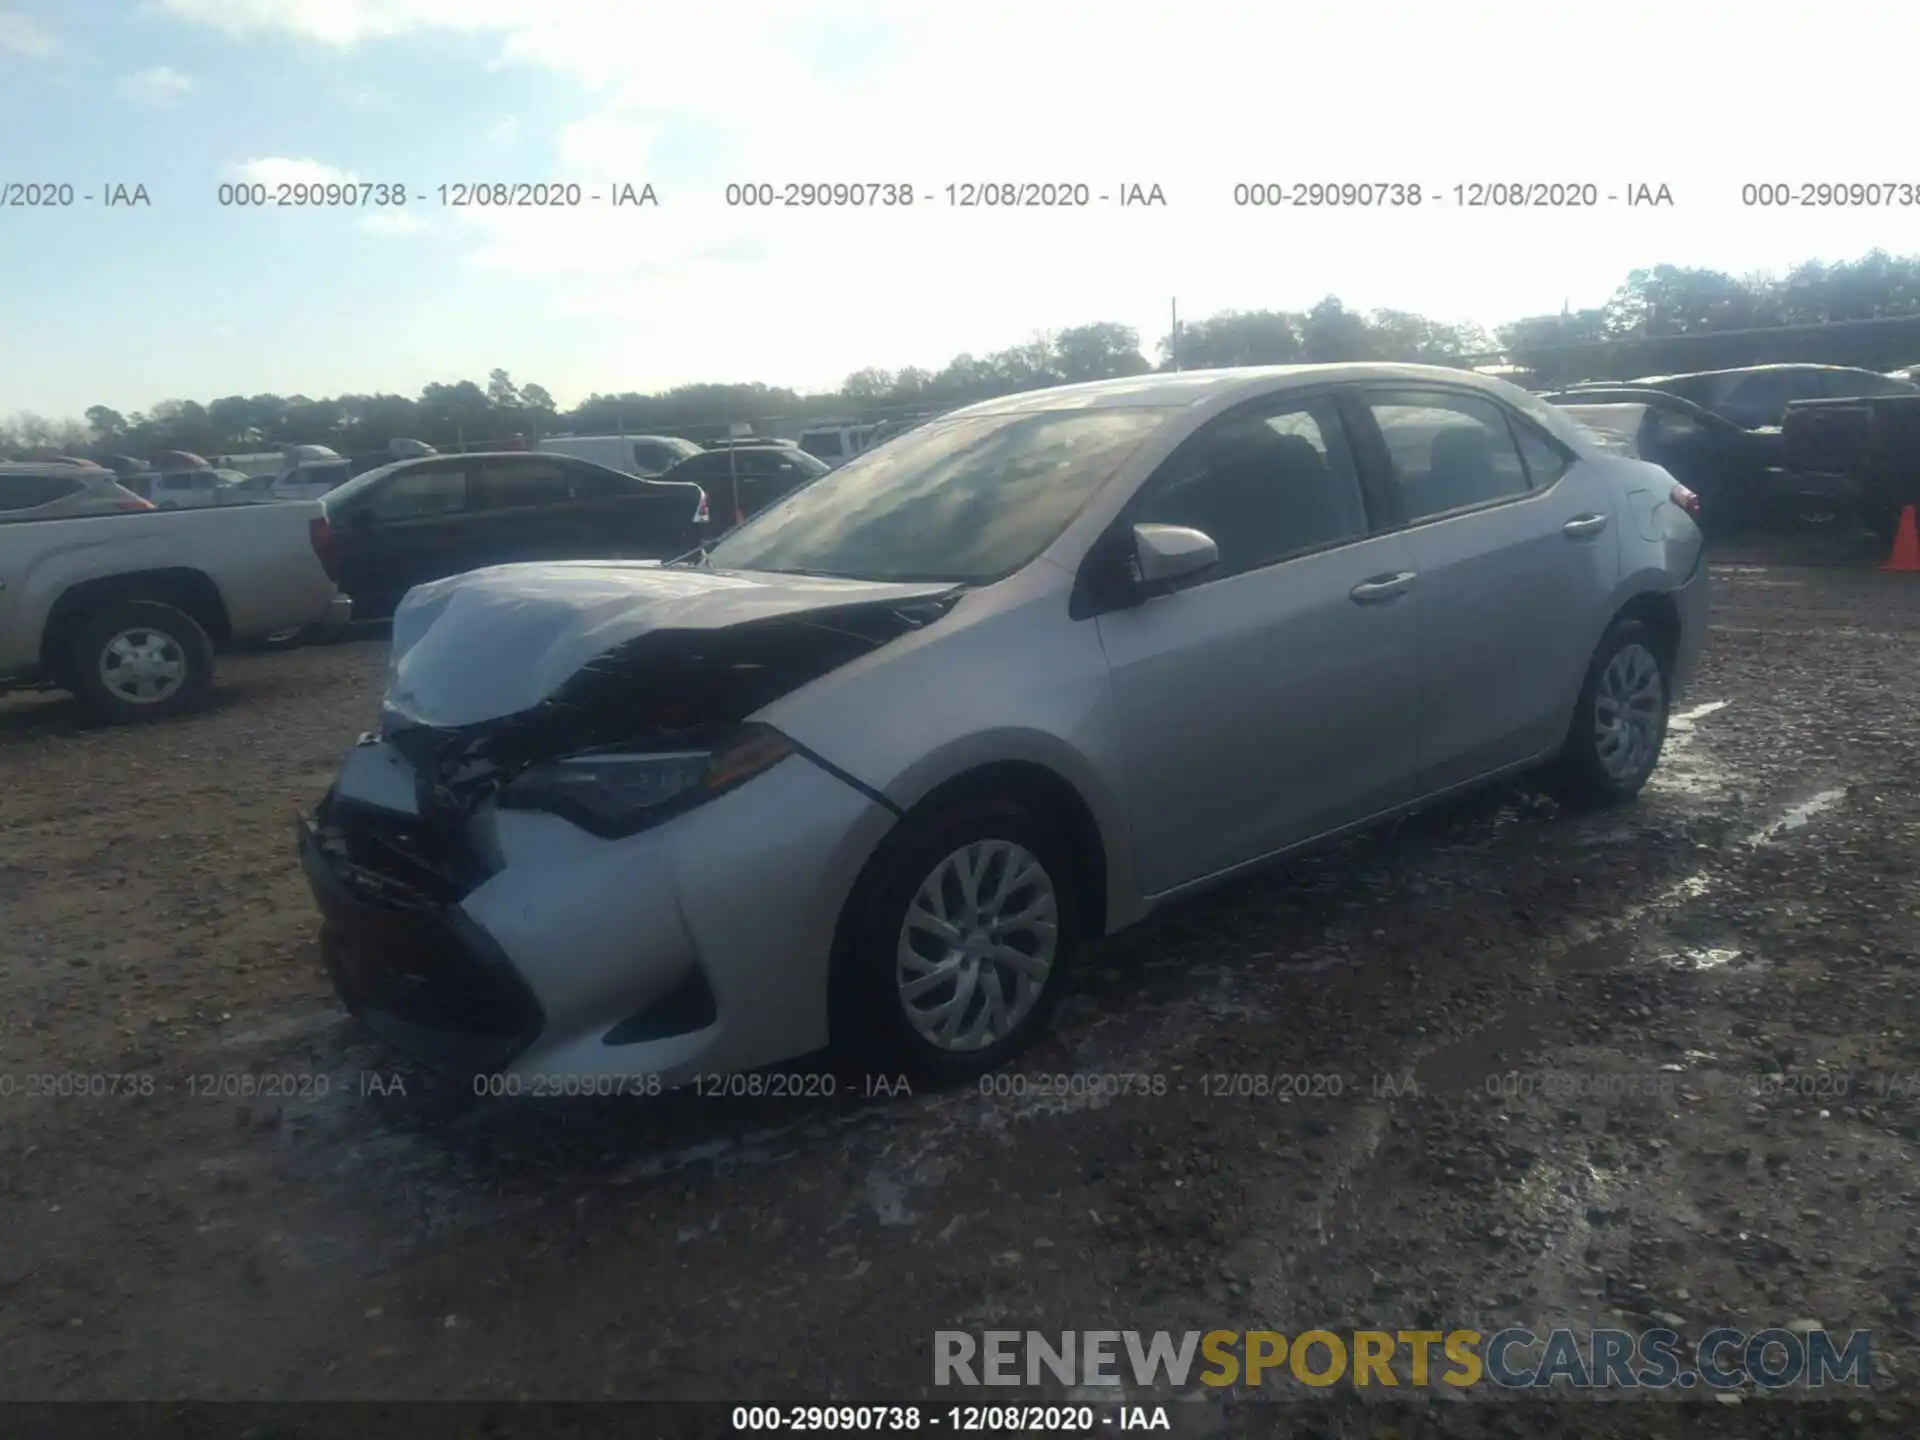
[933,1327,1874,1391]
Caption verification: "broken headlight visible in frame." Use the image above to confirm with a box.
[497,724,794,837]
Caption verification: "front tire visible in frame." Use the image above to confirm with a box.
[835,797,1082,1084]
[1546,618,1670,806]
[67,601,215,723]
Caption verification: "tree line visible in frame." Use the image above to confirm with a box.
[7,249,1919,461]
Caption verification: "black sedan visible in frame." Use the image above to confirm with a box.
[1543,387,1783,529]
[659,444,828,524]
[310,451,708,621]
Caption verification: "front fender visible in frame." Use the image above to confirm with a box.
[879,726,1145,935]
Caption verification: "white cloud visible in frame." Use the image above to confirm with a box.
[122,65,194,105]
[156,0,536,45]
[163,0,1920,395]
[234,156,358,187]
[0,11,58,56]
[362,211,427,236]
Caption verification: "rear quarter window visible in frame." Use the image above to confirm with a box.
[0,474,85,511]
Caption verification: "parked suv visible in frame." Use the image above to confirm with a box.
[0,462,154,522]
[301,364,1707,1090]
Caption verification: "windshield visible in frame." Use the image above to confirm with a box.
[704,407,1173,583]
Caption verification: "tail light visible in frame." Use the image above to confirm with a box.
[309,514,341,582]
[1670,483,1701,521]
[691,488,710,525]
[115,497,155,511]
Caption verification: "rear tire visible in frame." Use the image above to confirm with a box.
[833,797,1082,1085]
[67,601,215,724]
[1545,618,1671,807]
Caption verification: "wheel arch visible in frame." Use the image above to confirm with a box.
[40,569,232,677]
[1608,587,1682,675]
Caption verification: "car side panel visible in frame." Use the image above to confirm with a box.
[756,565,1150,934]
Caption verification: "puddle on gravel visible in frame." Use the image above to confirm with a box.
[1650,699,1736,799]
[1747,788,1847,844]
[1664,945,1748,972]
[1409,783,1848,1097]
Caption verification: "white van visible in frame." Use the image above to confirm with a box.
[269,459,355,502]
[150,468,252,509]
[540,434,703,477]
[797,422,883,469]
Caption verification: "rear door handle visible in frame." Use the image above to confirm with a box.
[1349,571,1416,604]
[1562,513,1610,538]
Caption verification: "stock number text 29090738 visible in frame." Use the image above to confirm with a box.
[1233,181,1612,208]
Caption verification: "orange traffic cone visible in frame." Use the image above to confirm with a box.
[1885,504,1920,573]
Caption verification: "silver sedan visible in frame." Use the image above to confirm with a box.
[301,363,1707,1085]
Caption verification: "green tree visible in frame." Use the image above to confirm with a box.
[84,405,127,443]
[1053,322,1150,382]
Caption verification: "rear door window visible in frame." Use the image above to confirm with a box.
[1719,371,1799,426]
[0,473,84,511]
[1362,392,1532,521]
[366,462,471,520]
[474,458,571,510]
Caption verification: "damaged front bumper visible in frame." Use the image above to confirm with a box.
[299,792,546,1081]
[298,735,897,1088]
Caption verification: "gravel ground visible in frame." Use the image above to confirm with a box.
[3,549,1920,1432]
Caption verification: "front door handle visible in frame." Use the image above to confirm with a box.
[1349,571,1416,604]
[1562,513,1610,538]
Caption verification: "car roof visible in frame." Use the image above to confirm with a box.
[1545,385,1707,408]
[945,363,1538,418]
[1627,363,1885,384]
[0,461,112,477]
[549,434,691,444]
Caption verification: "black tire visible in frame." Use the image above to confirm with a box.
[833,796,1082,1085]
[66,601,215,724]
[1544,617,1671,807]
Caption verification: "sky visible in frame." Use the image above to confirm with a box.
[2,0,1918,420]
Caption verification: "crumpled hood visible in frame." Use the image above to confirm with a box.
[386,559,961,730]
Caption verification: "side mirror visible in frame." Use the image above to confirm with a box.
[1132,523,1219,590]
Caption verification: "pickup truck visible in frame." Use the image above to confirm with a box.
[0,502,351,722]
[1781,393,1920,538]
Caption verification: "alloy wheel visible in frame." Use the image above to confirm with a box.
[98,628,188,706]
[894,839,1059,1053]
[1593,641,1663,781]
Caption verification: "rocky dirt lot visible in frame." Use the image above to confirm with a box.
[3,547,1919,1435]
